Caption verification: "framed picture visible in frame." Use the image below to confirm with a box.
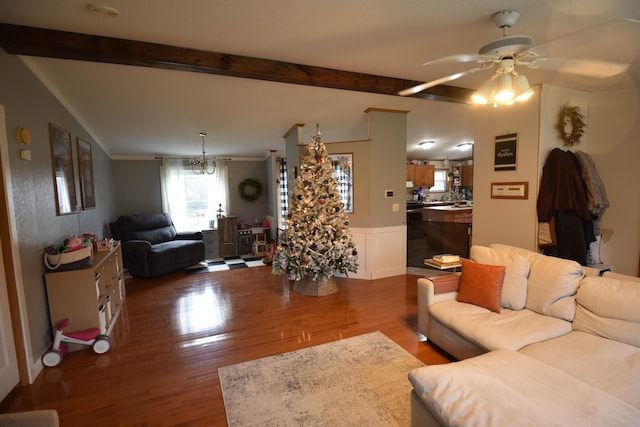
[494,133,517,171]
[77,137,96,210]
[490,181,529,199]
[329,153,353,213]
[49,123,79,215]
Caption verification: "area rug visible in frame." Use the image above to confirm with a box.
[218,331,424,426]
[185,255,266,274]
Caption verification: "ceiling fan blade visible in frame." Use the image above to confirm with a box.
[422,54,498,66]
[399,66,490,96]
[526,18,638,78]
[529,57,629,78]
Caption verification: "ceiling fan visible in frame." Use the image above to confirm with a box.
[399,10,630,100]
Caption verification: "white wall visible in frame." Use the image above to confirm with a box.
[472,84,639,276]
[472,86,541,250]
[588,89,640,275]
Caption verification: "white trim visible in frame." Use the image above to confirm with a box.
[0,105,38,383]
[336,226,407,280]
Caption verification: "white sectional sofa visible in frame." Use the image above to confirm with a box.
[410,244,640,427]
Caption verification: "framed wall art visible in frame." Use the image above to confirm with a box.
[494,133,517,171]
[77,137,96,210]
[49,123,79,215]
[490,181,529,200]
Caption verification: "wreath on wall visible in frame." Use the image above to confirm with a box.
[238,178,263,202]
[555,103,586,146]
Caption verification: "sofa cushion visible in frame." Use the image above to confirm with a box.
[409,349,640,427]
[520,331,640,409]
[457,259,505,313]
[573,276,640,347]
[490,243,582,321]
[117,213,177,244]
[603,271,640,282]
[470,245,529,310]
[429,301,572,352]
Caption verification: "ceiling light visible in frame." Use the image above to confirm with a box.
[472,58,534,107]
[87,4,120,17]
[419,141,434,150]
[457,142,474,151]
[191,132,216,175]
[494,73,514,102]
[512,74,534,102]
[471,78,494,104]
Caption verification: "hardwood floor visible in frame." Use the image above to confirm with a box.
[0,267,453,426]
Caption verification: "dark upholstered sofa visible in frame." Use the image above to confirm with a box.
[110,213,205,278]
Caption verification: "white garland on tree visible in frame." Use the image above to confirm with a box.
[272,126,358,282]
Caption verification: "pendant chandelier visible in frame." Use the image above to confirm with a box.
[471,58,534,107]
[191,131,216,175]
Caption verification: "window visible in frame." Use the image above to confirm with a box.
[160,159,228,232]
[277,159,288,229]
[277,156,352,228]
[431,169,448,192]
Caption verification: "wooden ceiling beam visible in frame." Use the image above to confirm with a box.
[0,23,473,104]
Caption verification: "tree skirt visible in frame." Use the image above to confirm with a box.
[293,276,338,296]
[218,331,424,426]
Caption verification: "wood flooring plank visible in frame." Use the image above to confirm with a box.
[0,267,453,425]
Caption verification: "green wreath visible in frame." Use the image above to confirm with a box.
[555,104,586,146]
[238,178,263,202]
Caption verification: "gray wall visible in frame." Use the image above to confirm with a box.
[112,159,162,217]
[0,50,117,361]
[112,158,269,226]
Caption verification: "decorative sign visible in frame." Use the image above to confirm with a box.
[491,182,529,199]
[494,133,517,171]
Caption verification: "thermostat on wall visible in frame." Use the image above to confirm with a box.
[385,190,393,198]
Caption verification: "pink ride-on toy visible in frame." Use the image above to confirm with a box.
[42,318,112,367]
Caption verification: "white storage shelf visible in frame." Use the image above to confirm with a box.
[44,242,125,349]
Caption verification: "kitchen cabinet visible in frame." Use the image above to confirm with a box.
[406,164,435,187]
[451,165,473,187]
[460,165,473,187]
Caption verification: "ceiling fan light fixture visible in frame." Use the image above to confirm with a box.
[494,73,514,102]
[513,74,534,102]
[471,78,494,104]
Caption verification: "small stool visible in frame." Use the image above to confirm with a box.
[252,240,268,257]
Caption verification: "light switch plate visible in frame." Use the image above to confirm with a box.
[20,149,31,160]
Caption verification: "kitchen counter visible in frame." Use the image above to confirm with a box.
[424,206,472,223]
[425,205,472,211]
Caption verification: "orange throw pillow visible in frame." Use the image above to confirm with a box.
[457,259,506,313]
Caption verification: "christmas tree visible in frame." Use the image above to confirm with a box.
[272,126,358,283]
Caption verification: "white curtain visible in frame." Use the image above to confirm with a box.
[160,158,189,230]
[207,161,230,224]
[161,158,229,231]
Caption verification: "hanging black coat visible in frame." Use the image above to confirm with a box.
[537,148,594,265]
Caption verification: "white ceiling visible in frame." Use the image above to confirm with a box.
[1,0,639,161]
